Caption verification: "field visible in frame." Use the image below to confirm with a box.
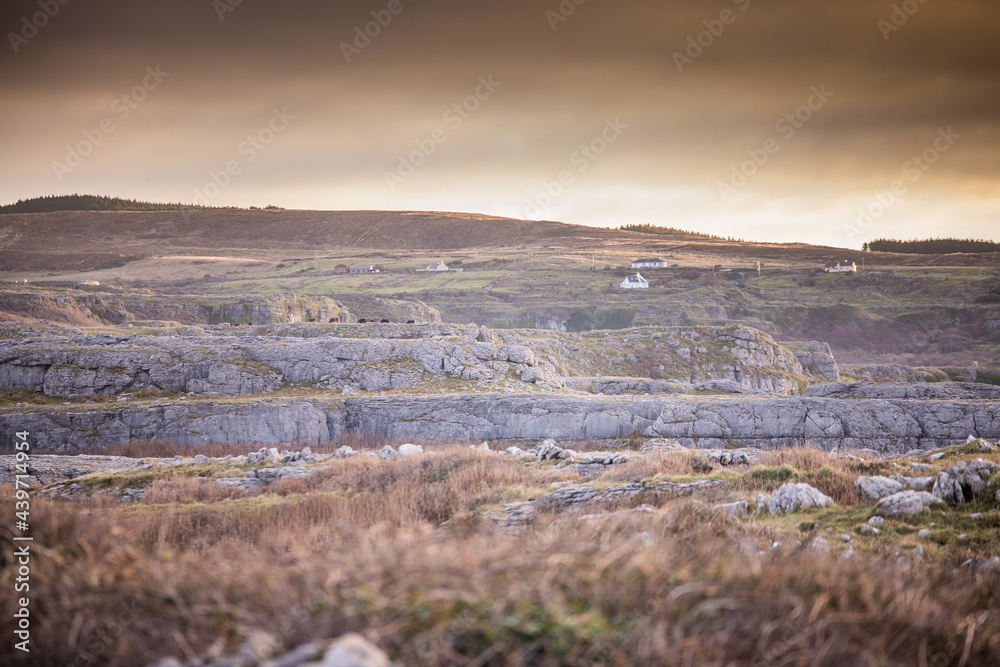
[3,438,1000,665]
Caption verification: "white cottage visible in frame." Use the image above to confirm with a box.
[620,273,649,289]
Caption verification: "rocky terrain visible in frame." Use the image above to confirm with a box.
[4,320,1000,454]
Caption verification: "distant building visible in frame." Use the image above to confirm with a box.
[417,262,463,273]
[620,273,649,289]
[631,258,666,269]
[422,262,450,272]
[349,264,378,274]
[333,264,350,275]
[824,260,857,273]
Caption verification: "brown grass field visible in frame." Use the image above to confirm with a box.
[2,441,999,666]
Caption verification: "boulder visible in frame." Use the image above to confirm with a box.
[715,500,749,516]
[855,475,903,502]
[875,491,943,516]
[397,443,423,457]
[378,446,398,461]
[932,459,998,505]
[766,483,833,513]
[321,633,394,667]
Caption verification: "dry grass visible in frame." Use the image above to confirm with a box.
[2,447,1000,666]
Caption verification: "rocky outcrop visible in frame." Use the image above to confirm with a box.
[6,392,1000,451]
[785,341,840,382]
[806,381,1000,400]
[642,395,1000,451]
[0,288,352,326]
[0,323,559,396]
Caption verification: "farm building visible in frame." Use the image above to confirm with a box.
[824,261,857,273]
[349,265,378,274]
[620,273,649,289]
[631,258,666,269]
[333,265,350,275]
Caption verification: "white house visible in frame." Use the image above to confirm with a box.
[425,262,449,271]
[631,257,666,269]
[620,273,649,289]
[823,261,856,273]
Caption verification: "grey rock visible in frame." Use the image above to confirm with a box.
[397,443,423,457]
[715,500,749,516]
[378,446,398,461]
[875,491,943,516]
[859,524,880,536]
[321,633,393,667]
[855,476,903,502]
[918,529,932,538]
[961,557,1000,573]
[932,459,998,505]
[766,483,833,513]
[868,516,885,527]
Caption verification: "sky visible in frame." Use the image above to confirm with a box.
[1,0,998,249]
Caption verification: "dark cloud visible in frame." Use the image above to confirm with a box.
[1,0,998,246]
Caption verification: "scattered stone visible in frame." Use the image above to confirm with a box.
[917,529,932,538]
[333,446,357,459]
[929,453,946,461]
[961,556,1000,573]
[868,516,885,527]
[378,446,398,461]
[855,476,902,502]
[859,524,880,537]
[766,483,833,513]
[504,446,526,456]
[840,533,852,543]
[194,454,209,463]
[932,459,998,505]
[810,536,829,550]
[397,443,423,457]
[321,633,394,667]
[875,491,943,516]
[715,500,748,517]
[639,439,688,453]
[470,441,491,452]
[970,513,984,520]
[535,439,566,461]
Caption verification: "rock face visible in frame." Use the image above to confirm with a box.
[5,392,1000,451]
[806,381,1000,401]
[0,322,559,396]
[785,341,840,382]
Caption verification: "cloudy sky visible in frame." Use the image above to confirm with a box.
[1,0,998,248]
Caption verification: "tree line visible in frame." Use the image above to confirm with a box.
[0,195,209,214]
[619,223,744,242]
[864,238,1000,254]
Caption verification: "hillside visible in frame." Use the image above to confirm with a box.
[3,208,999,273]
